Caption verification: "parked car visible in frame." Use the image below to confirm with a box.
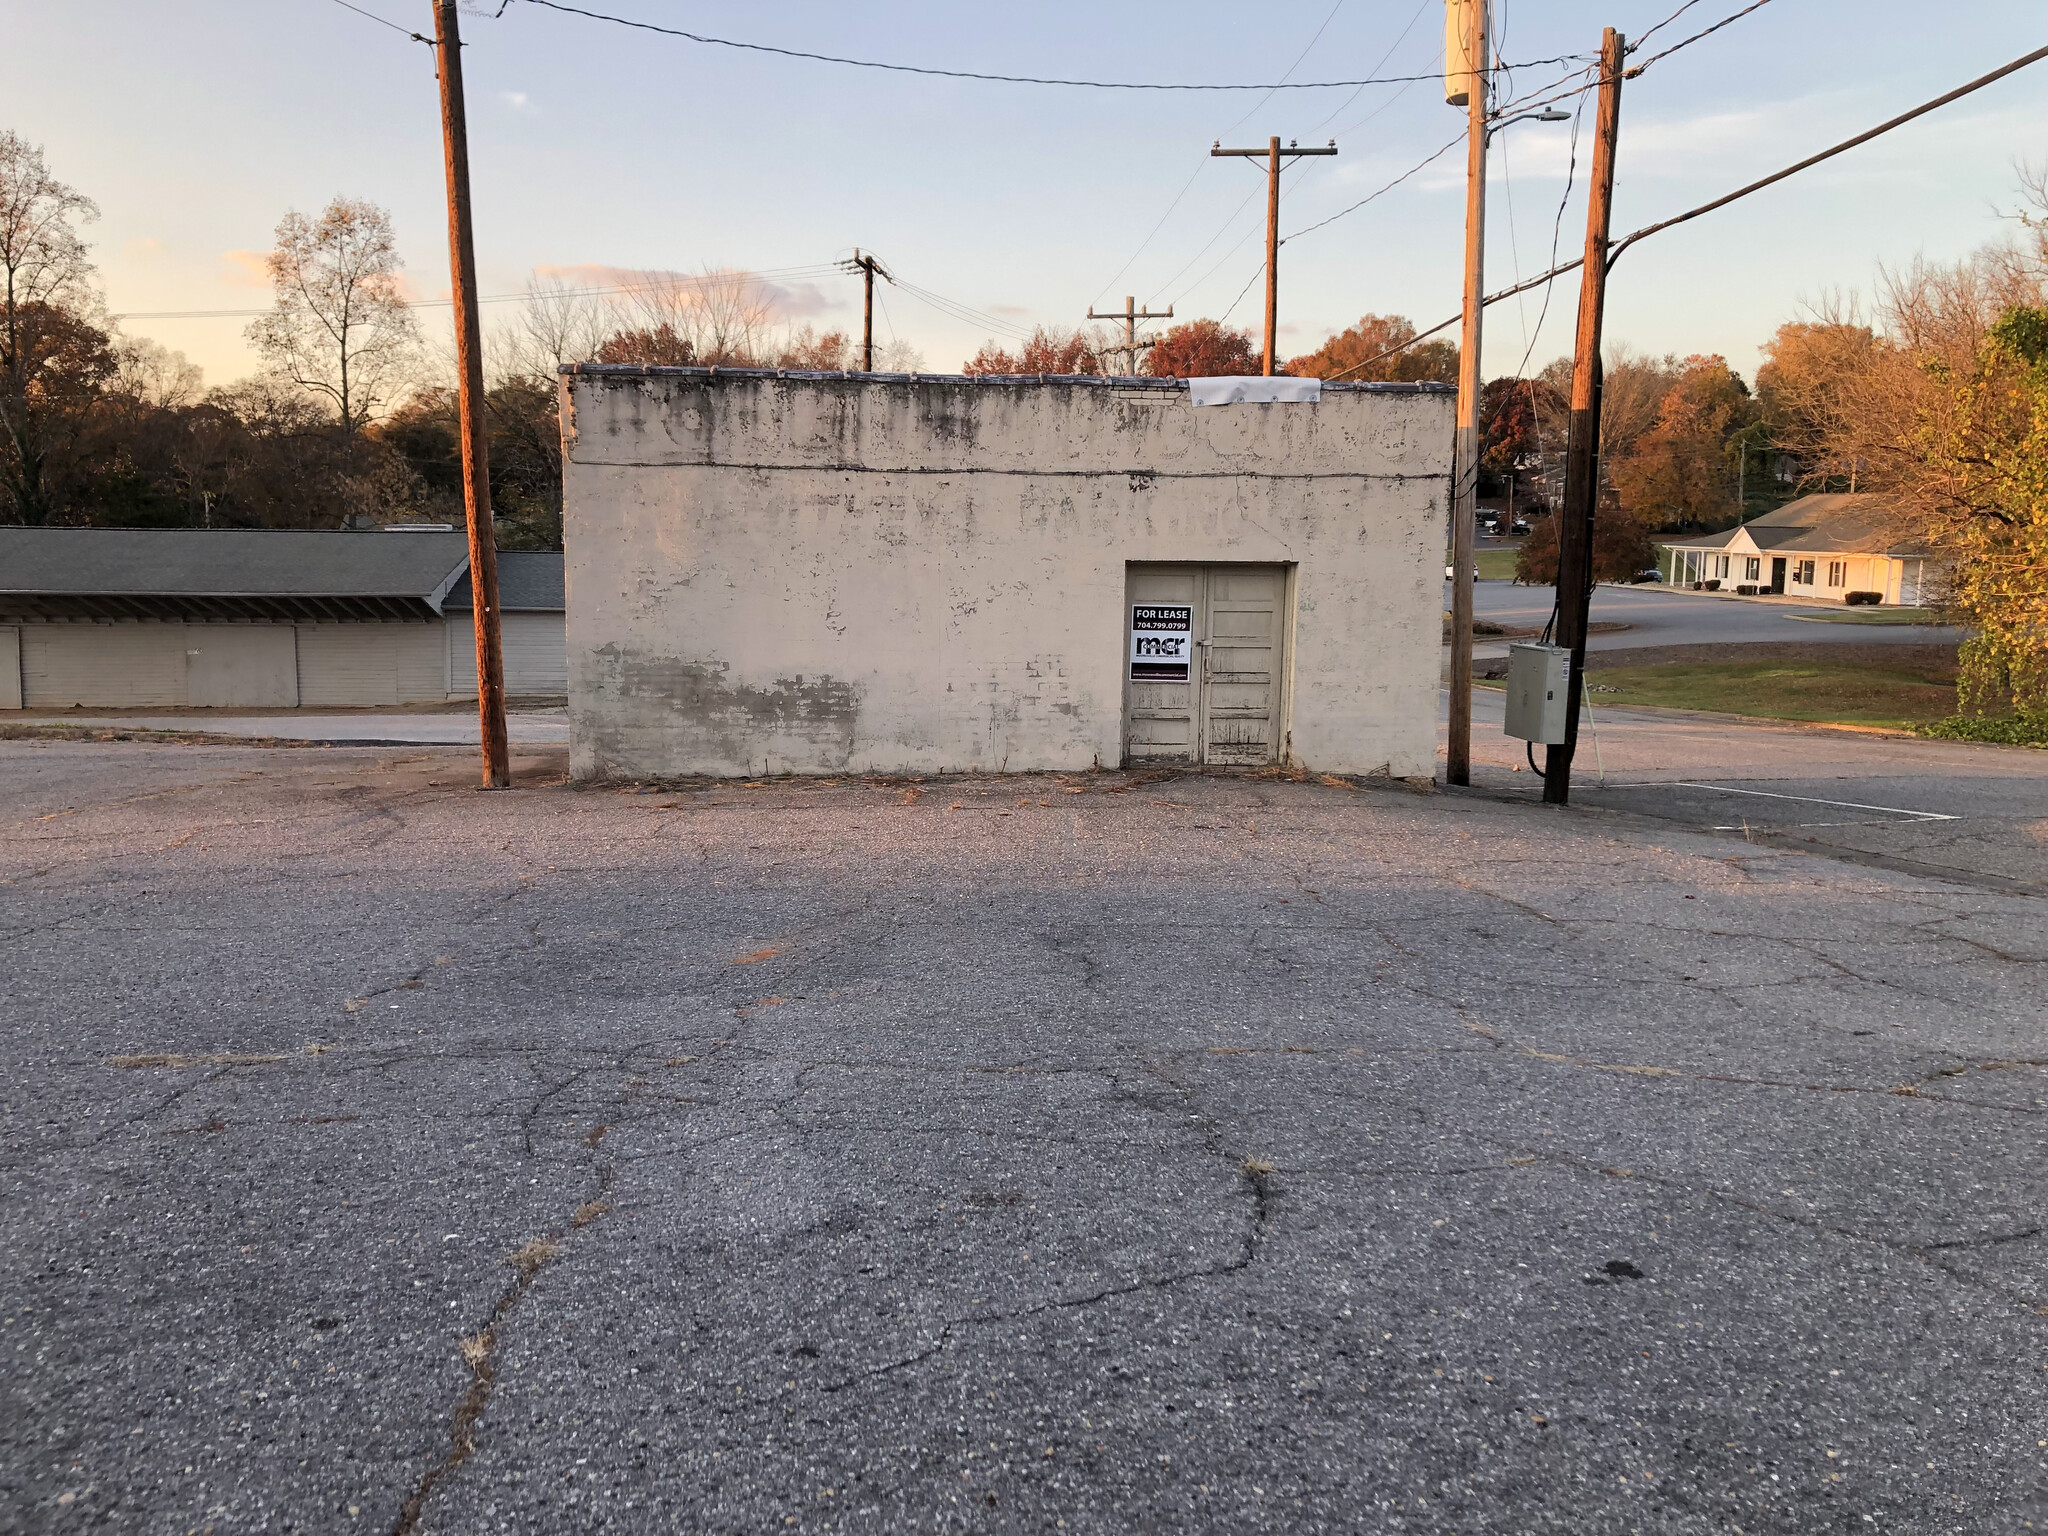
[1508,515,1530,535]
[1630,569,1662,584]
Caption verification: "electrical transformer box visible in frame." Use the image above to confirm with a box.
[1504,642,1571,744]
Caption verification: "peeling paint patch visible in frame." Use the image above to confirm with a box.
[584,646,860,775]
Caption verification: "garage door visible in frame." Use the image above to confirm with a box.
[185,626,298,706]
[1122,564,1289,767]
[295,624,446,706]
[446,612,567,699]
[21,624,187,707]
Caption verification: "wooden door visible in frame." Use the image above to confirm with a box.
[1122,564,1287,767]
[1200,565,1284,766]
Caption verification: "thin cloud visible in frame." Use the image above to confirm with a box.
[220,250,271,289]
[532,263,837,318]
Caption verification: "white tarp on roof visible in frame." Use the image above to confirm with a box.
[1187,376,1322,407]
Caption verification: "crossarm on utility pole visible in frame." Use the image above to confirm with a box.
[1211,140,1337,376]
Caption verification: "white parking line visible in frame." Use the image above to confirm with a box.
[1605,781,1959,821]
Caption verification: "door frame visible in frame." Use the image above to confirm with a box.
[1768,556,1787,595]
[1119,561,1295,768]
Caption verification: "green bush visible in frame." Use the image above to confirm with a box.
[1845,591,1884,606]
[1914,714,2048,746]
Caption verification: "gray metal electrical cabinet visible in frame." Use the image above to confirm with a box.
[1504,642,1571,744]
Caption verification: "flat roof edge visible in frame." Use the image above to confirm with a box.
[559,364,1453,395]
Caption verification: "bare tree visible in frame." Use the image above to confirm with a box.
[496,274,610,385]
[114,336,203,410]
[247,197,422,460]
[597,267,777,367]
[0,130,110,523]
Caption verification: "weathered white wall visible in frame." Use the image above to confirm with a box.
[561,371,1451,779]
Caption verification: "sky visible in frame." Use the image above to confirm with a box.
[3,0,2042,392]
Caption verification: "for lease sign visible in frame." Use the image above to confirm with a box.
[1129,604,1193,682]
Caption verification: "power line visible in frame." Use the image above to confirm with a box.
[1218,0,1347,137]
[1218,262,1266,326]
[507,1,1583,92]
[111,264,852,321]
[1624,0,1775,73]
[1508,91,1585,383]
[1171,157,1316,309]
[1609,39,2048,260]
[1323,40,2048,380]
[1282,129,1465,242]
[1086,0,1345,308]
[323,0,431,44]
[1625,0,1707,54]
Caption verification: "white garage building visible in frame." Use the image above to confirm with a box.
[0,527,565,710]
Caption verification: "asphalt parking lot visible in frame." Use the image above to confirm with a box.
[4,738,2045,1533]
[1457,685,2048,895]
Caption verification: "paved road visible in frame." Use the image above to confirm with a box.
[1453,684,2048,893]
[9,707,570,746]
[5,736,2044,1532]
[1449,577,1970,654]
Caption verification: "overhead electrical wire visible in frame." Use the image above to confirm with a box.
[1623,0,1776,74]
[1321,40,2048,382]
[1088,0,1350,308]
[505,0,1584,93]
[324,0,431,43]
[112,264,853,321]
[1625,0,1708,53]
[1281,128,1466,243]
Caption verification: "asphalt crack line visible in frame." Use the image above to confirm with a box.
[1492,1139,2048,1316]
[390,1124,617,1536]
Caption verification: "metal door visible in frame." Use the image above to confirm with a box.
[1122,564,1287,767]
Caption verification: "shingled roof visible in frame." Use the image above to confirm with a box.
[0,527,475,622]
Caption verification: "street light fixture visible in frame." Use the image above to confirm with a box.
[1488,108,1572,138]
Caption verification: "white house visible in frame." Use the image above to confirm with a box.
[1658,493,1931,605]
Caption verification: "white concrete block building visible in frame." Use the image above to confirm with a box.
[0,528,565,710]
[560,367,1453,781]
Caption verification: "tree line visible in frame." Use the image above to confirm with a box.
[5,128,2041,724]
[0,131,918,548]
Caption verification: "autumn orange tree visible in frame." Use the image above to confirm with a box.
[1607,354,1756,529]
[1143,319,1260,378]
[1286,314,1457,383]
[961,327,1102,376]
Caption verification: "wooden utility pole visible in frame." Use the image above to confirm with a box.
[849,250,889,371]
[431,0,508,789]
[1543,27,1625,807]
[1086,296,1173,376]
[1212,137,1337,374]
[1445,0,1489,787]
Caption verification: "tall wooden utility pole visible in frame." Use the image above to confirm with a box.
[849,250,889,371]
[1212,137,1337,375]
[1543,27,1625,807]
[1086,296,1174,376]
[1444,0,1489,786]
[431,0,508,789]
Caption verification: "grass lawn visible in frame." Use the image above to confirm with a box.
[1585,657,1958,725]
[1481,655,1959,727]
[1475,548,1521,581]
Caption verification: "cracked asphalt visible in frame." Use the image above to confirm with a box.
[4,739,2046,1533]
